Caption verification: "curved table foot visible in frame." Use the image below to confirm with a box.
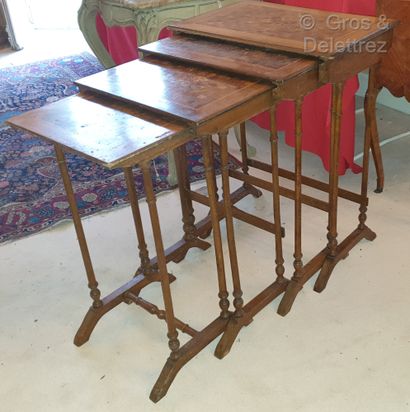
[364,227,377,241]
[74,306,105,347]
[74,272,171,347]
[150,315,229,402]
[150,356,183,403]
[214,317,252,360]
[172,238,211,263]
[313,258,337,293]
[277,280,303,317]
[215,280,287,358]
[314,226,376,293]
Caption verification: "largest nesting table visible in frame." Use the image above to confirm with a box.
[140,1,396,331]
[7,0,397,403]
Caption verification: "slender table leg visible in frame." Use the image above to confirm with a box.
[172,145,211,262]
[211,139,220,201]
[193,134,265,241]
[277,98,304,316]
[269,106,287,286]
[366,69,384,193]
[202,136,231,320]
[140,161,180,353]
[239,123,263,198]
[57,150,178,346]
[54,145,106,345]
[214,130,245,359]
[150,138,231,402]
[314,82,345,293]
[215,108,288,355]
[370,114,384,193]
[139,161,183,402]
[196,139,220,240]
[124,167,155,276]
[358,67,378,238]
[55,145,102,308]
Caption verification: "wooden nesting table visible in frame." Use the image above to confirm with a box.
[8,56,287,402]
[7,0,397,403]
[141,1,397,319]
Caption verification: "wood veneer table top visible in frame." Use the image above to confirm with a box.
[169,1,396,59]
[75,57,271,125]
[6,92,189,169]
[139,34,318,83]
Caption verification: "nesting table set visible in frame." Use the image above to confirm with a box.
[8,1,397,402]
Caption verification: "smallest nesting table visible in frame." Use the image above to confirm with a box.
[8,91,226,402]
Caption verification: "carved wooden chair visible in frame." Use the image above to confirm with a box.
[369,0,410,192]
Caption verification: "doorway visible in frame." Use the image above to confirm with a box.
[3,0,82,50]
[0,0,91,67]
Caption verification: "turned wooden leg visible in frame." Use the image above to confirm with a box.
[269,106,287,285]
[172,145,211,263]
[54,145,104,345]
[198,131,262,240]
[202,136,230,320]
[124,167,154,277]
[277,98,304,316]
[214,130,245,359]
[239,122,263,198]
[140,161,186,402]
[197,139,220,240]
[314,82,345,293]
[174,145,197,243]
[141,161,180,356]
[358,67,378,239]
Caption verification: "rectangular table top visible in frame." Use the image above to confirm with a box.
[139,34,318,84]
[169,1,396,59]
[7,92,190,169]
[75,57,271,126]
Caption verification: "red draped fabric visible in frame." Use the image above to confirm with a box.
[95,0,376,174]
[95,15,171,64]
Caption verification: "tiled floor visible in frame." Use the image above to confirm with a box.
[0,29,409,412]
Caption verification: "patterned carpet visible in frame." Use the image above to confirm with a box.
[0,53,239,244]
